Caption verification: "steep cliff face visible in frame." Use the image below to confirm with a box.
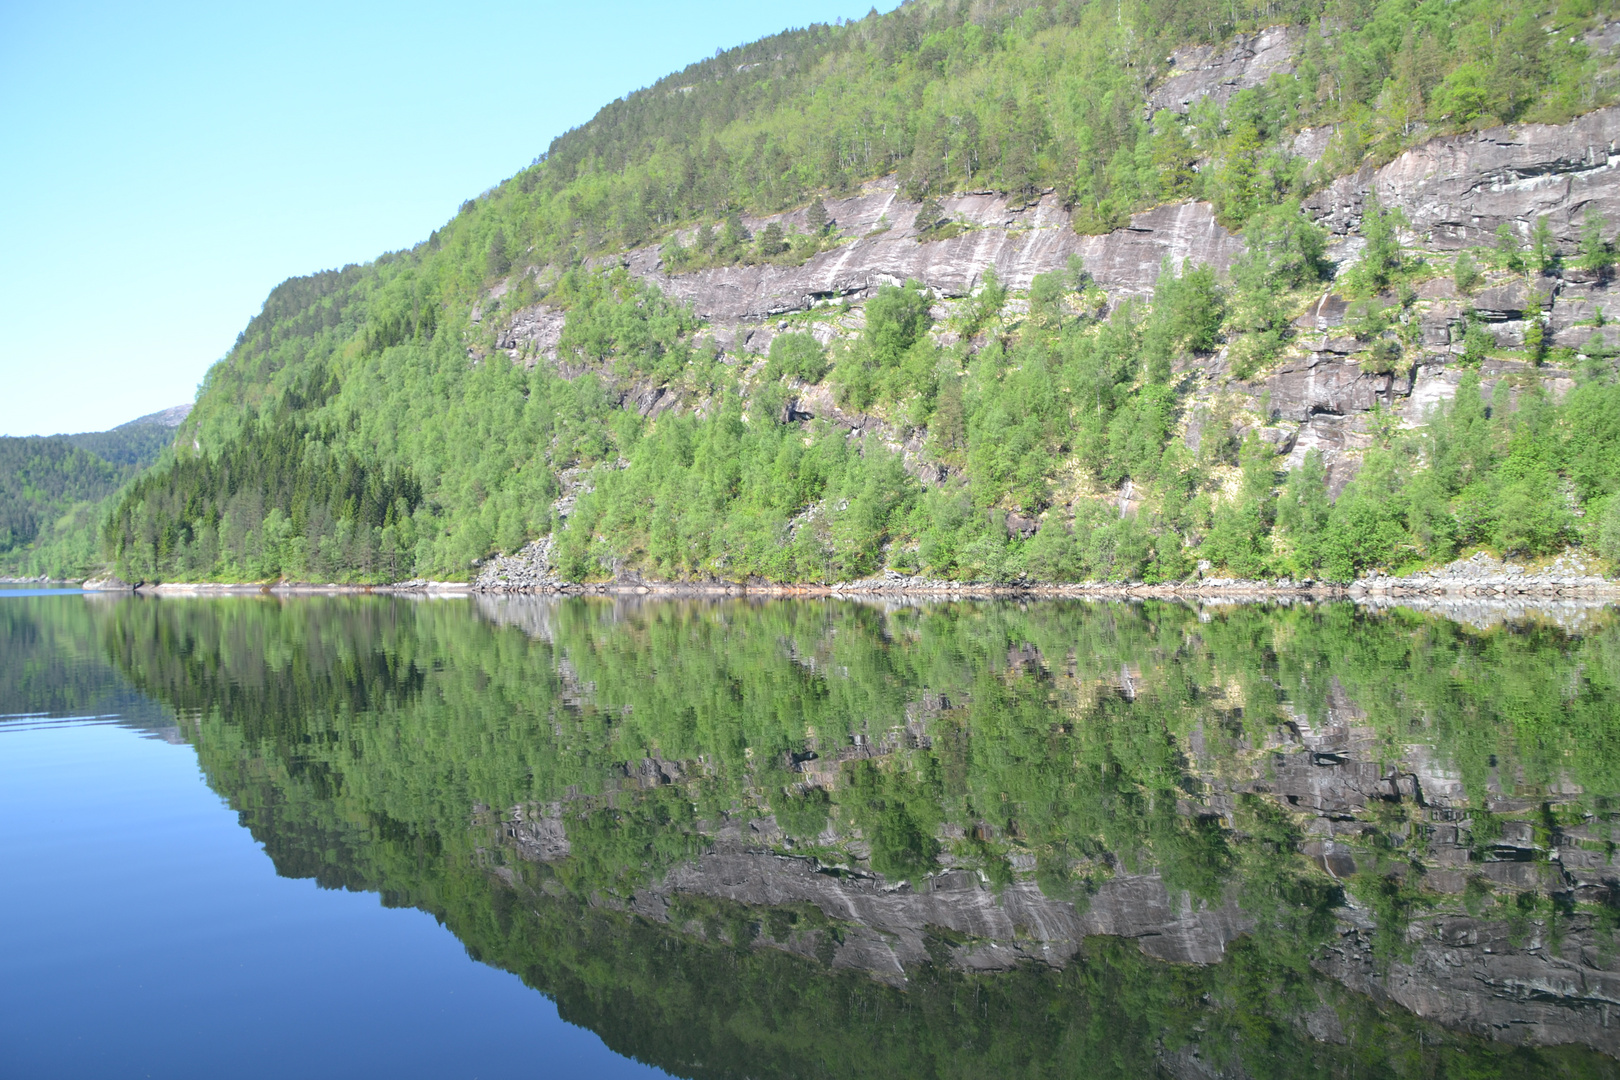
[1307,107,1620,250]
[480,71,1620,525]
[1148,23,1301,114]
[481,186,1249,371]
[622,187,1245,329]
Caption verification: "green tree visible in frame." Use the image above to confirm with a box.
[758,221,787,257]
[1579,206,1613,277]
[1321,450,1411,581]
[1453,250,1482,293]
[486,228,511,277]
[719,213,750,257]
[763,332,827,383]
[912,197,944,235]
[1202,433,1277,577]
[961,267,1007,335]
[805,197,829,235]
[1143,261,1224,383]
[1028,271,1066,330]
[1529,215,1557,274]
[832,281,935,410]
[1493,223,1524,272]
[1276,450,1332,577]
[1347,194,1404,294]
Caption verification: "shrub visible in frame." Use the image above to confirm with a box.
[764,332,828,383]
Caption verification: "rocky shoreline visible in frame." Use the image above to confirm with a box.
[1347,550,1619,600]
[73,549,1620,606]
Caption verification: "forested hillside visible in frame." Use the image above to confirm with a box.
[87,0,1620,585]
[0,407,186,578]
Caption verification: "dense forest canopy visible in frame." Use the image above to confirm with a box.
[23,0,1618,583]
[0,411,182,577]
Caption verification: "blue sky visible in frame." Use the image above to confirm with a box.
[0,1,900,437]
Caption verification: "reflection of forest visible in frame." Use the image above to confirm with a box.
[54,593,1620,1076]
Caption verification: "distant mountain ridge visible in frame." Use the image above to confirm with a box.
[0,404,189,576]
[62,404,191,468]
[117,404,191,429]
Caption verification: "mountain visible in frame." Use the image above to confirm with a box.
[72,0,1620,585]
[0,405,188,578]
[65,405,193,468]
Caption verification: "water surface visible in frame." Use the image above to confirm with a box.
[0,595,664,1080]
[5,592,1620,1078]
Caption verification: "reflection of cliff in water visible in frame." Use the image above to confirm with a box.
[90,593,1620,1076]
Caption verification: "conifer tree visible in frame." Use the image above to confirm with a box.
[1579,207,1613,277]
[486,228,511,277]
[1494,223,1524,271]
[1529,215,1557,274]
[758,221,787,257]
[912,197,944,235]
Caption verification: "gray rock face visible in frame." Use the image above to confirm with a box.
[1551,281,1620,350]
[81,575,134,591]
[1306,107,1620,249]
[1472,277,1554,320]
[1264,350,1411,423]
[493,304,566,366]
[121,404,192,429]
[623,178,1244,327]
[1292,292,1351,331]
[1147,24,1300,114]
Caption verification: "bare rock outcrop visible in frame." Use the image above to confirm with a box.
[1306,107,1620,249]
[1264,350,1412,423]
[623,178,1244,327]
[493,304,566,366]
[81,575,134,591]
[1319,914,1620,1053]
[1147,24,1300,114]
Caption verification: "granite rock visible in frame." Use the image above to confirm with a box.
[1147,24,1300,115]
[625,178,1244,326]
[1305,107,1620,249]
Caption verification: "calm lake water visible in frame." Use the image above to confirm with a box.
[4,592,1620,1078]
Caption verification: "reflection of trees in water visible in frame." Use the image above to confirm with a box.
[73,594,1620,1075]
[97,595,427,745]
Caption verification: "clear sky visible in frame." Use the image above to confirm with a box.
[0,1,900,437]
